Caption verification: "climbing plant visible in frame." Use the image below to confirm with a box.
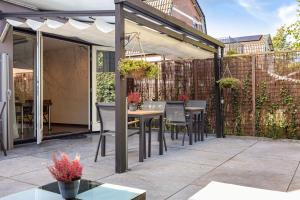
[255,81,268,137]
[280,86,298,139]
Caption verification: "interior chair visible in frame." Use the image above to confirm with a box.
[186,100,207,140]
[165,101,193,146]
[142,101,167,157]
[0,102,7,156]
[94,103,140,162]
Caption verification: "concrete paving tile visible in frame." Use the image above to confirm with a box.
[81,166,115,181]
[193,165,293,191]
[101,159,214,200]
[11,168,55,186]
[166,184,203,200]
[184,137,257,155]
[0,178,35,197]
[227,153,299,176]
[0,156,49,177]
[161,148,233,167]
[243,141,300,161]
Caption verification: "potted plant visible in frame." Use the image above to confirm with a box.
[118,59,160,80]
[128,92,141,111]
[48,153,83,199]
[217,77,241,89]
[179,94,189,105]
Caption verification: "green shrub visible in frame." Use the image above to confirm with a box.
[118,59,160,79]
[217,77,241,89]
[96,72,115,102]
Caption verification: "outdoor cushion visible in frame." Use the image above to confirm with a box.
[189,181,298,200]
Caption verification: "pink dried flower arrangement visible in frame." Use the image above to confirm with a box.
[179,94,189,102]
[128,92,141,104]
[48,153,83,182]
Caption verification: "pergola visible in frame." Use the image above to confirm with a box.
[0,0,224,173]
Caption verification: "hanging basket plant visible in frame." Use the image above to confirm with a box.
[118,59,160,80]
[217,77,241,89]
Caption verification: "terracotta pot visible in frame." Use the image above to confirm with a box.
[58,179,80,199]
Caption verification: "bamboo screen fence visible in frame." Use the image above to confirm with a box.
[134,51,300,139]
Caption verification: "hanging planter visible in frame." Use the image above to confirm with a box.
[118,32,160,80]
[118,59,159,80]
[217,77,241,89]
[217,64,241,89]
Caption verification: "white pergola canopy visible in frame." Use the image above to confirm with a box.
[7,18,213,59]
[4,0,214,59]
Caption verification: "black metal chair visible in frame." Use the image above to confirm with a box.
[0,102,7,156]
[186,100,207,139]
[165,101,192,146]
[142,101,167,157]
[94,103,140,162]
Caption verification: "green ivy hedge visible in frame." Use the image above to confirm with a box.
[96,72,115,103]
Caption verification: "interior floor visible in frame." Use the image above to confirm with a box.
[43,124,89,137]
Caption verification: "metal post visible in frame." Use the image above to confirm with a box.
[115,2,128,173]
[214,48,222,138]
[220,48,224,137]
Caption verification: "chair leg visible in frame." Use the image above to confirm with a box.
[171,125,174,140]
[101,136,106,157]
[94,134,102,162]
[148,125,152,157]
[176,127,179,139]
[0,139,7,156]
[163,132,167,151]
[182,127,186,146]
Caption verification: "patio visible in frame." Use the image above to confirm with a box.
[0,133,299,200]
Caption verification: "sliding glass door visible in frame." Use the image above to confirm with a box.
[12,31,43,144]
[13,32,36,142]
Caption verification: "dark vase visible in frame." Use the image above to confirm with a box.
[58,179,80,199]
[129,103,138,111]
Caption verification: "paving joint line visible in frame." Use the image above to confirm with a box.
[164,140,259,199]
[286,160,300,192]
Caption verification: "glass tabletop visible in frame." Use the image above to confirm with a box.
[0,180,146,200]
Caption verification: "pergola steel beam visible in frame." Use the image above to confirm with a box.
[116,0,224,49]
[0,10,115,19]
[125,12,217,53]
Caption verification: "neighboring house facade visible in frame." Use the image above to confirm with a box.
[219,35,274,55]
[144,0,207,33]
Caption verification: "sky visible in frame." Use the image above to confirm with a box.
[198,0,299,38]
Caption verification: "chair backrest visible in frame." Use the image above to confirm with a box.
[96,103,116,132]
[165,101,186,123]
[0,102,6,118]
[186,100,207,110]
[142,101,166,112]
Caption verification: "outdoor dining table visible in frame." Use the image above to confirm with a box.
[128,110,164,162]
[185,106,205,144]
[0,179,146,200]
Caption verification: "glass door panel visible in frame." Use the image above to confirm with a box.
[13,32,36,142]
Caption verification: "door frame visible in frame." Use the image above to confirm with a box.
[91,46,115,132]
[35,31,43,144]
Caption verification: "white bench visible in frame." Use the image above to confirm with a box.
[189,182,299,200]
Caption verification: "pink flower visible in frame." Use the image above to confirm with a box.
[178,94,189,102]
[48,153,83,182]
[128,92,141,104]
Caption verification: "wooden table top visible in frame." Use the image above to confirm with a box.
[128,110,164,116]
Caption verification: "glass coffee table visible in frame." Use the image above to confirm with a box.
[0,180,146,200]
